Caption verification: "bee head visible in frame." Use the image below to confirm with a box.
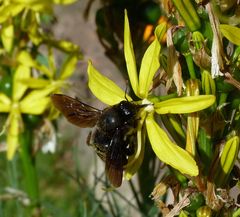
[118,101,142,120]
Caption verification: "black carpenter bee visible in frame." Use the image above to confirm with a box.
[51,94,144,187]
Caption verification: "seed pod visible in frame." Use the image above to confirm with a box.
[184,193,205,212]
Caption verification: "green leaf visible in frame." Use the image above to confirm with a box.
[220,24,240,45]
[138,23,166,98]
[0,93,11,112]
[88,61,132,105]
[154,95,215,114]
[146,115,198,176]
[124,10,139,97]
[59,55,78,80]
[13,65,31,101]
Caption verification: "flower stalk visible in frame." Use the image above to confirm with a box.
[185,79,200,156]
[19,129,40,206]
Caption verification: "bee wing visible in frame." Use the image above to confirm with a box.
[105,160,123,188]
[105,130,127,187]
[51,94,101,128]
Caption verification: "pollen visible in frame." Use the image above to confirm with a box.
[142,99,154,113]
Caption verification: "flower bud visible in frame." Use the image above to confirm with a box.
[214,136,239,187]
[172,0,201,32]
[201,70,216,95]
[196,206,212,217]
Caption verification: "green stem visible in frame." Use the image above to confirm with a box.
[129,180,142,212]
[7,157,23,217]
[218,92,228,106]
[149,92,178,102]
[185,53,196,79]
[19,129,40,208]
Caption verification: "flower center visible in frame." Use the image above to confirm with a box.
[142,98,154,113]
[11,102,19,111]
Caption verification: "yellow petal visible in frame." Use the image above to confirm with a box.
[13,65,31,101]
[17,51,52,77]
[220,24,240,46]
[0,93,11,112]
[138,23,166,98]
[154,95,215,114]
[53,0,77,4]
[124,117,146,180]
[17,50,36,67]
[19,78,51,88]
[20,87,55,114]
[146,115,198,176]
[20,97,50,115]
[124,10,139,97]
[48,38,80,53]
[28,22,43,45]
[18,1,49,12]
[88,61,132,105]
[7,111,21,160]
[59,54,78,80]
[1,23,14,53]
[0,4,24,23]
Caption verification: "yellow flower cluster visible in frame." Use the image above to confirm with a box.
[87,10,215,180]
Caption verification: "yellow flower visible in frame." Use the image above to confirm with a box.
[87,10,215,180]
[0,64,57,159]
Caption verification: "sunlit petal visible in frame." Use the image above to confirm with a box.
[1,23,14,53]
[7,111,21,160]
[138,23,166,98]
[154,95,215,114]
[88,61,132,105]
[124,10,139,97]
[20,87,55,114]
[124,116,146,180]
[19,78,51,88]
[17,51,52,77]
[13,65,31,101]
[146,115,198,176]
[59,54,78,80]
[0,93,11,112]
[53,0,77,4]
[20,97,50,115]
